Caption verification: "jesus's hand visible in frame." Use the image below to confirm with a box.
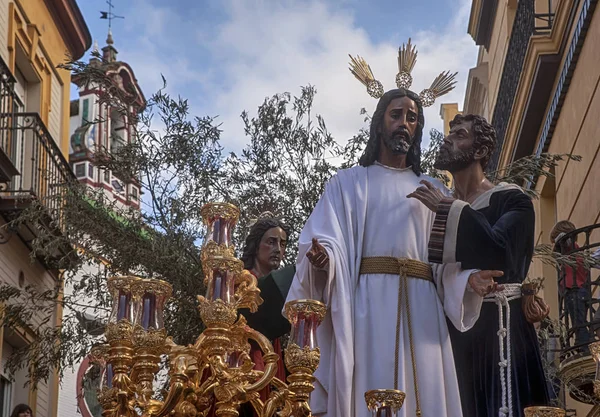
[307,238,329,270]
[468,270,505,297]
[407,179,449,212]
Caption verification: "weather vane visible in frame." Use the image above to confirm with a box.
[100,0,124,30]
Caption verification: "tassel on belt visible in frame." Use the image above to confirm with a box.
[359,257,433,417]
[484,283,522,417]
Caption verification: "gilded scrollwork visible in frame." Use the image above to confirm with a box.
[131,278,173,299]
[107,275,141,294]
[523,407,566,417]
[200,202,241,223]
[235,269,263,313]
[201,240,236,260]
[133,325,168,352]
[284,343,320,374]
[197,296,238,328]
[203,256,244,275]
[106,319,134,344]
[284,299,326,322]
[364,389,406,412]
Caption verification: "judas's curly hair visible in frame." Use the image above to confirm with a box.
[449,113,497,169]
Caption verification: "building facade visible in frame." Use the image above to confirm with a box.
[442,0,600,415]
[0,0,90,416]
[56,31,146,417]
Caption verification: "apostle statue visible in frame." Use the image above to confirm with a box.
[409,113,550,417]
[285,42,503,417]
[239,213,295,416]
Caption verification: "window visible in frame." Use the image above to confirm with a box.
[130,186,139,201]
[103,169,110,184]
[88,163,94,180]
[0,375,12,417]
[111,179,124,194]
[75,163,86,178]
[82,98,90,124]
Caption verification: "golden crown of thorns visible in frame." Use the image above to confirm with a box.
[348,38,458,107]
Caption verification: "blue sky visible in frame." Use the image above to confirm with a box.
[74,0,478,151]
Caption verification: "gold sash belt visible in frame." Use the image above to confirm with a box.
[360,256,433,282]
[359,256,430,417]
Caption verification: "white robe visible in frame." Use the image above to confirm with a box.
[285,163,483,417]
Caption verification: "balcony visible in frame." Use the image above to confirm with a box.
[0,62,76,266]
[552,223,600,405]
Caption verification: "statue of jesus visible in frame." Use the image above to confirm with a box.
[286,88,502,417]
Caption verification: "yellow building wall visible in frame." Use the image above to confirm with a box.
[8,0,76,155]
[484,1,515,117]
[0,1,89,416]
[439,103,461,135]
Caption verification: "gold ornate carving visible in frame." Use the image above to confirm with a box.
[202,240,236,260]
[96,387,118,410]
[365,389,406,412]
[132,278,173,299]
[197,296,238,328]
[285,299,326,322]
[284,343,320,374]
[204,256,244,275]
[133,325,168,352]
[523,406,566,417]
[200,202,240,223]
[107,275,141,294]
[90,344,110,363]
[235,269,263,313]
[590,341,600,358]
[106,319,134,344]
[96,201,326,417]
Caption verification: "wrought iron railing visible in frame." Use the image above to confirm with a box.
[488,0,535,172]
[535,0,556,34]
[556,223,600,358]
[0,112,76,227]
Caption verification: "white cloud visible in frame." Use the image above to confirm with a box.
[104,0,478,152]
[196,0,478,150]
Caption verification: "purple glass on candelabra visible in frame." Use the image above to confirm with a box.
[285,300,326,349]
[206,268,235,303]
[107,277,137,324]
[132,279,172,331]
[201,203,239,250]
[101,362,114,389]
[289,310,319,349]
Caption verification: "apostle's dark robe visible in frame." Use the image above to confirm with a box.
[238,265,295,417]
[428,183,550,417]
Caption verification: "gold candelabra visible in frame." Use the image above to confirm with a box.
[91,202,326,417]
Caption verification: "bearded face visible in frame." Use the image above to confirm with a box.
[380,96,419,156]
[382,126,414,155]
[434,145,476,172]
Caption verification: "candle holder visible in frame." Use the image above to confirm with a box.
[131,278,172,404]
[590,341,600,399]
[284,299,326,417]
[200,202,240,260]
[105,276,138,400]
[95,201,327,417]
[523,406,566,417]
[91,344,117,417]
[365,389,406,417]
